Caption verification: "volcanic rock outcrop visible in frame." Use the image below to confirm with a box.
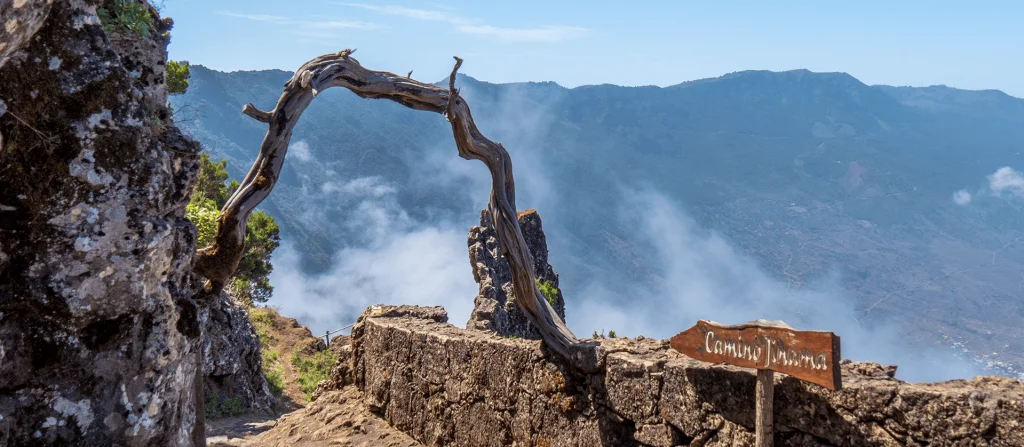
[202,291,274,417]
[466,209,567,339]
[0,1,206,445]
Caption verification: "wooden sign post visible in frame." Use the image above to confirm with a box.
[670,320,841,447]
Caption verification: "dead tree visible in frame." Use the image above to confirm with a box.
[193,50,580,358]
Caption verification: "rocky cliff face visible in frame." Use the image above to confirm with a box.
[0,1,206,445]
[341,305,1024,447]
[202,291,273,416]
[466,209,567,338]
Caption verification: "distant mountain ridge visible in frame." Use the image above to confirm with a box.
[172,65,1024,381]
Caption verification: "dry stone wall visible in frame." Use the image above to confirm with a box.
[348,305,1024,447]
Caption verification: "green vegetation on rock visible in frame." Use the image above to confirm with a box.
[249,309,285,397]
[535,278,559,307]
[98,0,154,38]
[291,350,337,402]
[204,393,245,420]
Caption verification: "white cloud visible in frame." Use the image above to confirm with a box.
[321,176,396,199]
[952,189,972,205]
[988,166,1024,196]
[216,10,388,32]
[268,227,477,336]
[288,140,312,162]
[339,3,588,43]
[305,20,386,31]
[456,25,589,43]
[215,11,290,23]
[339,3,466,24]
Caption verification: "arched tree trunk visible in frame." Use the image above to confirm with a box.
[193,50,580,359]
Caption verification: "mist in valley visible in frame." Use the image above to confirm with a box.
[251,78,999,383]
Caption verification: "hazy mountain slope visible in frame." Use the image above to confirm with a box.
[172,66,1024,380]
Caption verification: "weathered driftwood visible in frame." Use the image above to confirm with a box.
[193,50,580,358]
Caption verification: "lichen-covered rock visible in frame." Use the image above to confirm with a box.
[353,305,1024,447]
[0,0,53,69]
[202,291,273,416]
[0,1,205,445]
[466,209,566,339]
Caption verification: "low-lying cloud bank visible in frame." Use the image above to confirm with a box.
[267,180,982,383]
[568,188,984,383]
[267,170,479,337]
[269,227,477,336]
[266,95,988,385]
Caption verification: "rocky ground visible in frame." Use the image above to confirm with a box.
[240,387,421,447]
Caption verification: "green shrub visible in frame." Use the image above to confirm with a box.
[184,197,219,248]
[535,279,559,307]
[98,0,154,38]
[204,393,247,420]
[204,392,220,420]
[608,330,617,338]
[249,310,275,331]
[221,396,245,417]
[264,362,285,397]
[247,308,284,396]
[290,350,336,401]
[166,60,190,95]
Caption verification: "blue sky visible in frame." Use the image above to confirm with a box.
[162,1,1024,97]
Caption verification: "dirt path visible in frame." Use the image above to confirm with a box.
[206,412,279,446]
[248,307,323,407]
[206,386,421,447]
[204,306,416,445]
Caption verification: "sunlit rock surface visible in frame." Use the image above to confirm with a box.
[0,1,206,444]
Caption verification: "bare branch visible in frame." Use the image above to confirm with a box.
[241,104,272,123]
[193,50,580,359]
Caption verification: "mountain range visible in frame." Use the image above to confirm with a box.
[171,65,1024,382]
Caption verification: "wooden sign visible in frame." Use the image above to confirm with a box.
[670,320,842,391]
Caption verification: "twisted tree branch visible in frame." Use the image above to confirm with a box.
[193,50,579,358]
